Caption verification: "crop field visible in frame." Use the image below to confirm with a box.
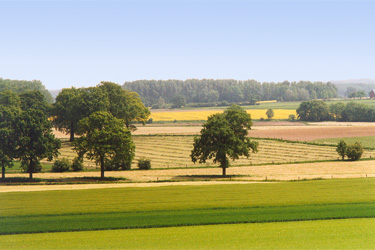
[33,136,375,171]
[132,136,374,169]
[150,109,297,121]
[1,179,375,249]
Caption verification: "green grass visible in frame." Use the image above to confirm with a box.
[313,136,375,148]
[1,178,375,234]
[2,203,374,235]
[1,219,374,249]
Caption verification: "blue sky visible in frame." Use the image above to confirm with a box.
[1,0,374,90]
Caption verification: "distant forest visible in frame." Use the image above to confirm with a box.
[123,79,338,108]
[0,78,53,103]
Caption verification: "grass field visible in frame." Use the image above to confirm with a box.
[1,218,374,250]
[1,179,374,235]
[313,136,375,148]
[0,179,374,249]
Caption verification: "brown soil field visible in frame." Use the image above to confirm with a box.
[54,122,375,140]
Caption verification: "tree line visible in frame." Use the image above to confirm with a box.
[0,78,53,103]
[297,100,375,122]
[123,79,338,108]
[0,82,149,179]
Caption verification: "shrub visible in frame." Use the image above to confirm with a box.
[21,160,42,173]
[138,157,151,170]
[346,142,363,161]
[52,158,70,172]
[71,157,83,172]
[288,114,296,122]
[147,118,153,124]
[266,109,274,120]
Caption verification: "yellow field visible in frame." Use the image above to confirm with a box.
[150,109,297,121]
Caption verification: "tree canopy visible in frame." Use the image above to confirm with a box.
[74,111,135,179]
[0,78,53,103]
[0,106,20,179]
[98,82,150,129]
[53,83,149,141]
[14,109,61,179]
[53,87,109,141]
[191,105,258,176]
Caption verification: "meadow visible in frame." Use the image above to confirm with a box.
[1,179,375,249]
[313,136,375,148]
[2,219,374,249]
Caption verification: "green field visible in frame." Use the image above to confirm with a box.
[1,218,374,250]
[1,179,375,235]
[182,98,375,111]
[314,136,375,148]
[1,179,374,248]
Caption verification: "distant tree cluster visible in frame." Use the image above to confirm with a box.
[297,100,375,122]
[0,78,53,103]
[123,79,338,108]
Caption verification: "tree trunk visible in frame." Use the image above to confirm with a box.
[2,166,5,179]
[222,167,226,176]
[100,157,105,179]
[69,124,75,142]
[29,159,33,180]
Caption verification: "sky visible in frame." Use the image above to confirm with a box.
[1,0,374,90]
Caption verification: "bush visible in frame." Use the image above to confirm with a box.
[147,118,153,124]
[21,160,42,173]
[71,157,83,172]
[346,142,363,161]
[138,157,151,170]
[288,114,296,122]
[52,158,70,172]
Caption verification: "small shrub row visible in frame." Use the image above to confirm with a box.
[51,157,83,172]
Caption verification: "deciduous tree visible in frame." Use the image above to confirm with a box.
[0,106,20,179]
[15,109,61,179]
[74,111,135,179]
[191,105,258,176]
[336,140,347,160]
[266,109,274,120]
[53,87,109,141]
[98,82,150,130]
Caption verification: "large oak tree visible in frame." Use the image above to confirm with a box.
[74,111,135,179]
[191,105,258,176]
